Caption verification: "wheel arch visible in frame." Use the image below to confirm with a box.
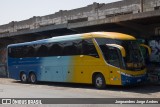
[29,71,36,76]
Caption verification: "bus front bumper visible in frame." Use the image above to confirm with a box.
[121,74,147,86]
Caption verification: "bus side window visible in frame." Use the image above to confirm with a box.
[62,41,78,56]
[8,47,15,58]
[48,43,62,56]
[107,47,121,68]
[26,46,35,57]
[11,46,27,58]
[36,45,48,57]
[75,40,82,55]
[8,48,15,58]
[99,45,108,60]
[82,39,99,58]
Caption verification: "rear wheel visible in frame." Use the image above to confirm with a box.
[94,74,106,89]
[20,73,27,83]
[29,73,37,84]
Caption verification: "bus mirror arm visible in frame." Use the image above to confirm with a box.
[106,44,126,57]
[140,44,151,55]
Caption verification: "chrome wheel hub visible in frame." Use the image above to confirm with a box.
[96,77,103,87]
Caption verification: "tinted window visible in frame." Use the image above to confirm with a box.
[27,46,35,57]
[100,45,121,68]
[62,40,81,56]
[36,45,48,57]
[8,46,28,58]
[96,38,119,45]
[48,43,62,56]
[121,41,145,70]
[107,48,121,68]
[82,39,99,58]
[8,39,99,58]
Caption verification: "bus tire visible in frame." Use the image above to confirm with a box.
[20,72,27,83]
[94,73,106,89]
[29,73,37,84]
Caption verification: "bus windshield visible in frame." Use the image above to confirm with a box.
[96,38,145,71]
[121,40,145,71]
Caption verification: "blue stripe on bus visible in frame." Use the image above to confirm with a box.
[121,74,147,85]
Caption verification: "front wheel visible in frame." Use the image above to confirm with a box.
[94,74,106,89]
[29,73,37,84]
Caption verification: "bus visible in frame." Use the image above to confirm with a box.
[7,32,148,89]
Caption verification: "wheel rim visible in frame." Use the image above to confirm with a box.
[96,77,103,87]
[30,74,36,83]
[21,74,27,82]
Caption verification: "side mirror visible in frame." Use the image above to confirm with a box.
[140,44,151,55]
[106,44,126,57]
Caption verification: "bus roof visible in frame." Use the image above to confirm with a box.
[91,32,136,40]
[8,32,136,47]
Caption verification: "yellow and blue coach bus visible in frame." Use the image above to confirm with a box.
[7,32,147,89]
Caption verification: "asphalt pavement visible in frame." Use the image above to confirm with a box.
[0,78,160,107]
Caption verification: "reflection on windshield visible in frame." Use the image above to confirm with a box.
[122,41,145,71]
[99,45,123,68]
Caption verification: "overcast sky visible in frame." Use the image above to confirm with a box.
[0,0,121,25]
